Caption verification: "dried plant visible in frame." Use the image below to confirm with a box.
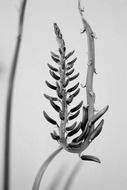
[32,0,109,189]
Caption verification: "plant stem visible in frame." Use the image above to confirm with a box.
[78,0,96,131]
[32,146,63,190]
[3,1,27,190]
[53,23,68,145]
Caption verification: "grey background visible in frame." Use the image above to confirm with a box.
[0,0,127,189]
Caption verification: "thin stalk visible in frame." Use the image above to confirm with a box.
[3,1,27,190]
[32,146,63,190]
[78,0,96,131]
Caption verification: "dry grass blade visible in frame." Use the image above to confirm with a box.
[3,1,27,190]
[32,146,63,190]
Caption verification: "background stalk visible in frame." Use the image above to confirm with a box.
[3,1,27,190]
[63,161,82,190]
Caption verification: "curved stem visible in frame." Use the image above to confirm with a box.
[32,146,63,190]
[3,1,27,190]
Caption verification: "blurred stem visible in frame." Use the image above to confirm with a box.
[32,146,63,190]
[48,165,67,190]
[3,1,27,190]
[63,161,82,190]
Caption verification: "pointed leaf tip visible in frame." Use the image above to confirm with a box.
[67,122,81,137]
[67,57,77,66]
[70,100,83,113]
[65,50,75,60]
[66,68,75,77]
[68,110,80,121]
[50,100,61,112]
[49,70,60,80]
[50,51,59,58]
[47,63,58,72]
[51,130,60,141]
[45,80,57,90]
[69,73,79,82]
[51,55,60,63]
[43,111,57,125]
[67,82,79,93]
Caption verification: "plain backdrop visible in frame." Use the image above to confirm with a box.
[0,0,127,189]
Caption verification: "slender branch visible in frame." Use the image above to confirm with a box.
[3,1,27,190]
[78,0,96,130]
[32,146,63,190]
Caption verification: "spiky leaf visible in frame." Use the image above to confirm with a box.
[71,88,80,98]
[81,106,88,131]
[67,63,74,70]
[47,63,58,72]
[66,68,75,77]
[66,95,74,105]
[50,130,60,141]
[56,82,63,98]
[68,110,80,121]
[49,70,60,80]
[70,101,83,113]
[67,57,77,65]
[77,126,89,141]
[50,51,59,58]
[50,100,61,112]
[43,94,58,101]
[67,122,81,137]
[67,82,79,93]
[65,50,75,60]
[45,80,56,90]
[69,73,79,82]
[51,55,60,63]
[43,111,57,125]
[66,122,77,131]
